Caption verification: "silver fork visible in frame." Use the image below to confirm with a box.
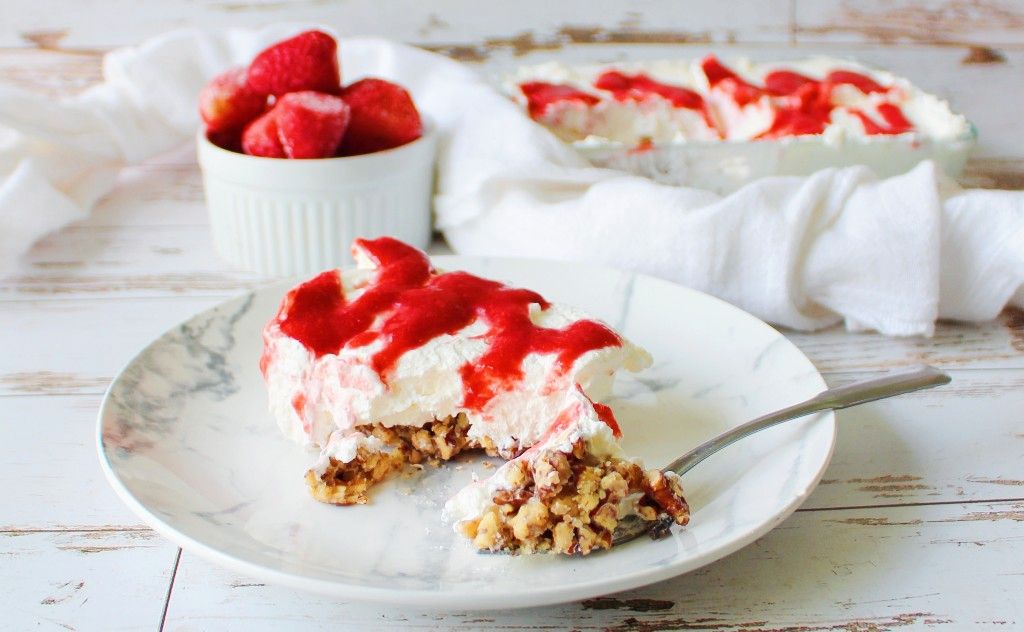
[611,365,952,546]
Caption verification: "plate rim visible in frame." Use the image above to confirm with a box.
[96,255,836,610]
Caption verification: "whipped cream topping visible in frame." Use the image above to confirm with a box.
[312,431,390,476]
[508,56,970,146]
[261,238,651,462]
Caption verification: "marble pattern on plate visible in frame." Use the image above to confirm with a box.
[98,257,835,608]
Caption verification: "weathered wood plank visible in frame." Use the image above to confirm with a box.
[0,224,266,299]
[0,47,102,97]
[794,0,1024,46]
[0,529,178,631]
[962,157,1024,190]
[0,296,1021,402]
[802,369,1024,509]
[0,394,149,529]
[88,163,209,227]
[161,500,1024,629]
[0,1,793,50]
[0,292,1021,401]
[3,369,1020,535]
[0,298,224,397]
[786,314,1024,373]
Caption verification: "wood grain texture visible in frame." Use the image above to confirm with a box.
[161,501,1024,630]
[0,1,793,49]
[3,376,1022,533]
[0,394,150,529]
[0,225,265,300]
[0,47,102,97]
[7,1,1024,53]
[1,294,1021,400]
[785,317,1024,373]
[0,298,223,396]
[803,369,1024,509]
[0,529,178,631]
[795,0,1024,46]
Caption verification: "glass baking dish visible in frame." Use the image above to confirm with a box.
[505,57,977,194]
[572,125,976,194]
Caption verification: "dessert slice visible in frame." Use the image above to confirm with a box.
[260,236,688,554]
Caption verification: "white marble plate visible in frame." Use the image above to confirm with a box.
[98,257,835,610]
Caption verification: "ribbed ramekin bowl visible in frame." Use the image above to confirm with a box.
[197,128,437,277]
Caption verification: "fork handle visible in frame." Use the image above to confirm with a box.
[662,365,951,476]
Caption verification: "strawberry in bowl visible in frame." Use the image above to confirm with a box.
[196,30,436,276]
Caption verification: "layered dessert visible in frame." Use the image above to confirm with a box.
[510,55,971,146]
[260,237,689,554]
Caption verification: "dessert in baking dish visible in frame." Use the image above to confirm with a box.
[260,237,689,554]
[509,56,974,191]
[512,55,970,145]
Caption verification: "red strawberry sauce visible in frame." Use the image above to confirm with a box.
[519,81,600,118]
[592,401,622,437]
[595,70,705,110]
[520,387,622,459]
[703,56,911,137]
[850,103,914,135]
[273,237,622,412]
[594,70,718,131]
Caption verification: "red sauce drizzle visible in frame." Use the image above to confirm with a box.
[594,70,717,131]
[519,81,601,118]
[291,393,309,432]
[273,237,623,412]
[592,401,622,438]
[292,393,307,415]
[594,70,705,110]
[522,386,623,459]
[259,350,271,376]
[701,55,763,106]
[701,55,746,87]
[699,55,909,139]
[850,103,914,135]
[761,80,835,138]
[763,70,815,96]
[826,70,887,94]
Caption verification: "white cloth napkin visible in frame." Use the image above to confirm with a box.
[1,27,1022,336]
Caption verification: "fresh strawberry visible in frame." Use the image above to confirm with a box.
[199,67,267,133]
[241,109,286,158]
[338,78,423,155]
[246,30,340,97]
[275,91,351,159]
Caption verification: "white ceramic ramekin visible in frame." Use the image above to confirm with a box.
[197,128,437,277]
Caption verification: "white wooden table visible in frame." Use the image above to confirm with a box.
[3,3,1024,630]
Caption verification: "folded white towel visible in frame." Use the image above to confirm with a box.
[1,27,1021,336]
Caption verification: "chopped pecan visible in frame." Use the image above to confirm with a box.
[532,450,572,499]
[642,470,690,525]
